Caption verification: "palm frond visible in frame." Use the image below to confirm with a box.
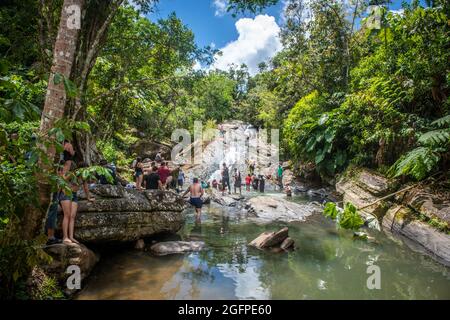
[418,128,450,146]
[389,147,440,180]
[431,115,450,128]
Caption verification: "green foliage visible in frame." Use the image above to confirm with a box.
[338,203,365,231]
[323,202,365,231]
[32,276,65,300]
[76,165,113,184]
[323,202,338,219]
[389,114,450,180]
[0,72,45,122]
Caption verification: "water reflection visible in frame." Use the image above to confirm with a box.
[78,197,450,300]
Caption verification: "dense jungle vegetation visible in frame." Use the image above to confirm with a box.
[0,0,448,298]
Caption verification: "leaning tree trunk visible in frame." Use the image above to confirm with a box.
[22,0,85,240]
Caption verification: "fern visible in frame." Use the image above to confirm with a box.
[389,147,441,180]
[389,114,450,180]
[431,114,450,128]
[418,128,450,146]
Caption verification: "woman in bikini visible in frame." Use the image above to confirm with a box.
[63,140,75,174]
[134,157,144,191]
[58,161,94,245]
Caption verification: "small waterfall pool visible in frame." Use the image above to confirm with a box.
[77,193,450,300]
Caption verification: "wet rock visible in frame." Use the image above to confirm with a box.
[382,205,450,266]
[280,237,295,250]
[336,175,387,230]
[307,188,329,198]
[246,196,321,223]
[401,187,450,225]
[135,239,145,250]
[249,227,289,249]
[42,243,98,287]
[80,184,125,199]
[210,190,239,207]
[131,140,171,160]
[294,185,308,193]
[58,185,187,243]
[150,241,205,256]
[354,169,396,196]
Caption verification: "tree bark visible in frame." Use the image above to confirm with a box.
[22,0,85,240]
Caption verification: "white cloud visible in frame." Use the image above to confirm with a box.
[390,8,404,16]
[212,15,283,75]
[213,0,228,17]
[193,60,202,71]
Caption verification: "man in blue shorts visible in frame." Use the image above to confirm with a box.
[182,178,204,220]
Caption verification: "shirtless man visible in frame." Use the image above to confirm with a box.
[183,178,204,219]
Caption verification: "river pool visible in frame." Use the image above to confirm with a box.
[77,193,450,300]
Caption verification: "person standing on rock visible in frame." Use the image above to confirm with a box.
[245,174,252,191]
[145,166,162,190]
[155,150,162,163]
[221,163,231,196]
[59,161,94,245]
[183,178,204,219]
[62,139,75,174]
[134,157,144,191]
[158,161,172,189]
[277,162,283,190]
[177,167,185,191]
[252,174,259,191]
[248,161,255,176]
[258,174,265,193]
[233,168,242,195]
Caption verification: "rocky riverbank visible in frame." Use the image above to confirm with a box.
[37,184,187,297]
[335,167,450,266]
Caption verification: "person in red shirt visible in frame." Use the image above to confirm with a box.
[245,174,252,191]
[157,162,172,189]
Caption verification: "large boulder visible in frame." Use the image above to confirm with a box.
[400,187,450,225]
[382,205,450,266]
[335,169,396,229]
[42,243,98,288]
[150,241,205,255]
[246,196,321,223]
[131,140,171,160]
[58,185,187,243]
[249,227,289,249]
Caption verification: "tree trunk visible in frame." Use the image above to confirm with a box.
[22,0,85,240]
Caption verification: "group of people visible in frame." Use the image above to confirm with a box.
[212,162,285,196]
[132,151,185,192]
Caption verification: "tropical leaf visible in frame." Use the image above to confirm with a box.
[339,203,364,230]
[431,115,450,128]
[418,128,450,146]
[389,146,440,180]
[323,202,338,219]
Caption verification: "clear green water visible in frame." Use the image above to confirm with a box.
[78,194,450,300]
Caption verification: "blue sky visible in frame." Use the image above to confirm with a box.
[146,0,424,74]
[149,0,285,48]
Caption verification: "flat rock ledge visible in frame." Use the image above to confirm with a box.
[336,168,450,266]
[57,185,187,243]
[249,227,295,251]
[150,241,205,255]
[246,196,322,223]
